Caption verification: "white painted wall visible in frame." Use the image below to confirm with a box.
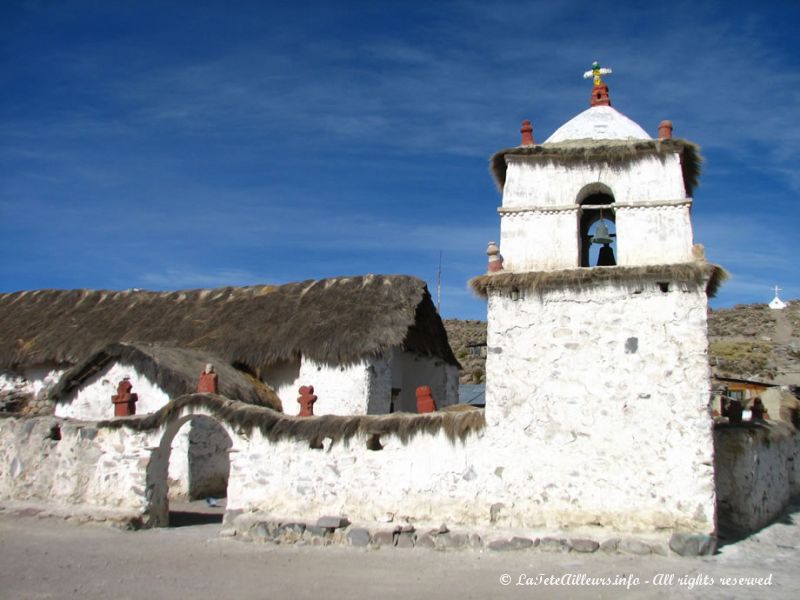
[500,210,579,271]
[168,416,232,500]
[262,359,301,408]
[480,280,716,531]
[264,350,457,416]
[225,401,712,533]
[54,362,171,420]
[282,357,373,416]
[5,394,796,535]
[615,204,694,266]
[1,367,65,399]
[503,153,686,208]
[168,420,192,499]
[498,153,693,271]
[0,417,155,515]
[389,350,458,412]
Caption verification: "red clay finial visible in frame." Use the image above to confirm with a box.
[297,385,317,417]
[196,363,218,393]
[590,83,611,107]
[415,386,437,413]
[487,241,503,273]
[111,377,138,417]
[520,120,534,146]
[583,61,612,107]
[658,120,673,139]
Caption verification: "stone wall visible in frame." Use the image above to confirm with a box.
[714,423,800,533]
[167,415,232,500]
[0,367,64,415]
[483,279,716,532]
[0,381,736,538]
[0,416,153,519]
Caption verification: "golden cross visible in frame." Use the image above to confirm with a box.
[583,61,613,86]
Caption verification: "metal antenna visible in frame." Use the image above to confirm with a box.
[437,250,442,314]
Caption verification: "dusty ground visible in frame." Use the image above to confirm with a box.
[0,503,798,600]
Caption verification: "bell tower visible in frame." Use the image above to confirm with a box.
[471,64,726,533]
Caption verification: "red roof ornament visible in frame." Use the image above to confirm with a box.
[583,61,613,107]
[520,120,535,146]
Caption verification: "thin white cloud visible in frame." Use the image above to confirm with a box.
[137,268,264,290]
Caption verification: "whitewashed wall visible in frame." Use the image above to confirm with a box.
[389,350,459,412]
[54,362,171,420]
[503,153,686,207]
[264,349,457,416]
[498,210,579,272]
[267,357,375,416]
[262,359,301,408]
[52,362,206,502]
[0,417,154,515]
[1,367,65,400]
[499,154,693,271]
[481,280,716,532]
[168,416,232,500]
[615,204,694,266]
[5,402,797,535]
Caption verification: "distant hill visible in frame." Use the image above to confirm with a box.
[444,301,800,386]
[708,301,800,385]
[442,319,488,384]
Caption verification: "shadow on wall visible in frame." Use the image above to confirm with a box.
[713,421,800,548]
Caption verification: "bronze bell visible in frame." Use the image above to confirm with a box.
[596,244,616,266]
[591,220,613,246]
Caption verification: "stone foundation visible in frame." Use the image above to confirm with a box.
[221,511,714,556]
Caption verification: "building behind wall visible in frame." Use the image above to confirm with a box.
[0,275,460,417]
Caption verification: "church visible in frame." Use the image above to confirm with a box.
[1,64,796,554]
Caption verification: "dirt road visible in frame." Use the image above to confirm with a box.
[0,504,798,600]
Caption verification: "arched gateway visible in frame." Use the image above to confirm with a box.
[143,405,238,527]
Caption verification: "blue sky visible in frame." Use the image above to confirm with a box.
[1,0,798,319]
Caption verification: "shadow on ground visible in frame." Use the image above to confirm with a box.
[168,510,223,527]
[716,498,800,551]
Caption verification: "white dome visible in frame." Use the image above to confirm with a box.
[544,105,651,143]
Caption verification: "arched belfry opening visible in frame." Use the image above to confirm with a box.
[578,185,617,267]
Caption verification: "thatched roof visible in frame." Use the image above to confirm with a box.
[99,393,486,444]
[49,343,282,411]
[0,275,458,372]
[469,262,727,299]
[489,138,702,197]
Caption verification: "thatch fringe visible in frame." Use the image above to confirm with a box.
[489,138,702,196]
[49,343,282,411]
[469,262,728,299]
[98,393,486,445]
[0,275,458,372]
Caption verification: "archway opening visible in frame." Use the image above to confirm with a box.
[147,414,233,528]
[578,192,616,267]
